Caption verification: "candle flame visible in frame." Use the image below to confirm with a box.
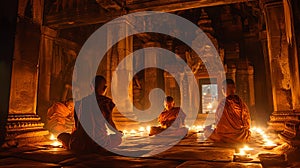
[146,126,151,132]
[139,127,145,132]
[262,134,269,139]
[264,140,276,146]
[207,103,212,109]
[49,134,56,140]
[241,145,253,151]
[51,140,62,147]
[239,149,246,155]
[130,129,137,134]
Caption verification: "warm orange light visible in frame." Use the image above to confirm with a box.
[51,140,62,147]
[239,149,246,155]
[49,134,56,140]
[130,129,137,134]
[139,127,145,132]
[241,145,253,151]
[264,139,277,146]
[146,126,151,132]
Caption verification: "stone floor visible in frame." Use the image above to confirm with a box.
[0,131,295,168]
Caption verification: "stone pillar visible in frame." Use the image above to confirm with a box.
[262,0,294,132]
[263,0,292,112]
[277,0,300,146]
[0,1,18,146]
[236,61,255,117]
[186,71,199,119]
[104,18,133,98]
[143,42,164,109]
[225,64,236,82]
[164,39,181,106]
[38,27,58,111]
[284,0,300,111]
[5,22,49,144]
[103,18,137,129]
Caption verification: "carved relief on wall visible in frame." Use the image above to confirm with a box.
[9,63,38,114]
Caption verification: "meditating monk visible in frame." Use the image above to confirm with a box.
[58,75,122,153]
[150,96,188,136]
[204,79,251,143]
[46,98,75,135]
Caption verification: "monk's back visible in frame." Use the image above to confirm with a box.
[214,95,251,143]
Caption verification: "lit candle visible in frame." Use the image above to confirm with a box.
[139,127,145,132]
[130,129,137,134]
[262,134,269,139]
[233,146,252,161]
[146,126,151,133]
[264,140,276,146]
[51,140,62,147]
[241,145,253,151]
[234,149,250,161]
[191,125,196,132]
[49,134,56,140]
[122,130,128,137]
[262,139,277,149]
[256,128,264,134]
[196,125,204,132]
[239,149,246,155]
[207,103,212,109]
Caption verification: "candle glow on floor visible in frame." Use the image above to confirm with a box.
[49,134,62,148]
[251,127,277,148]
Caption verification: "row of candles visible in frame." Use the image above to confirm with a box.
[49,134,62,147]
[251,127,277,148]
[49,125,278,154]
[121,125,206,137]
[234,127,278,159]
[122,126,151,137]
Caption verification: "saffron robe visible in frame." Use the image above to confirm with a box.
[158,107,186,128]
[69,94,122,153]
[46,102,74,134]
[209,95,251,143]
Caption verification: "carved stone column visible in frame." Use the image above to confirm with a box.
[236,61,255,117]
[284,0,300,111]
[38,27,58,106]
[262,0,293,132]
[103,18,137,129]
[225,64,236,82]
[164,39,182,106]
[6,22,49,144]
[274,0,300,145]
[143,41,165,108]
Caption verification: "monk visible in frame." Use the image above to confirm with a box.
[205,79,251,143]
[150,96,188,136]
[46,98,75,135]
[58,75,122,153]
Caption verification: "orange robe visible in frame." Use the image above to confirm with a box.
[158,107,186,128]
[69,94,122,153]
[46,102,74,134]
[209,95,251,143]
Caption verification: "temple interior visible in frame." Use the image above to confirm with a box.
[1,0,300,167]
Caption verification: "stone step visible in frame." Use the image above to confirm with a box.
[7,114,42,122]
[4,114,50,147]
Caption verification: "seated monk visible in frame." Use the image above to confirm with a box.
[58,75,122,153]
[150,96,188,136]
[45,98,75,135]
[204,79,251,143]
